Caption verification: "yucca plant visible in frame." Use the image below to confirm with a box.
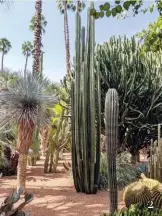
[0,72,57,192]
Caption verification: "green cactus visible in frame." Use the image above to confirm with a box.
[105,88,119,213]
[71,2,101,194]
[123,175,162,208]
[0,187,33,215]
[123,181,152,208]
[102,203,162,216]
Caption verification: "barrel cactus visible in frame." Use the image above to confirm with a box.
[123,181,152,208]
[105,88,119,213]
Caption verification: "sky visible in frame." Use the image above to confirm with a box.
[0,1,159,83]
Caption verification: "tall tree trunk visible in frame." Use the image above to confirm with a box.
[24,54,28,77]
[33,0,42,74]
[16,121,35,193]
[64,1,70,74]
[1,51,4,72]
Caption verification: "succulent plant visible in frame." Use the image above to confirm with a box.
[0,187,33,215]
[105,88,119,213]
[103,203,162,215]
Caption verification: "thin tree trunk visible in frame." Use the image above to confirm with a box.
[44,149,50,173]
[17,153,28,193]
[39,126,50,156]
[49,153,54,172]
[64,1,70,74]
[33,0,42,74]
[24,54,28,77]
[1,51,4,72]
[53,148,59,173]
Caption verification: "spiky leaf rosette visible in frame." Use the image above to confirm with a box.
[0,72,57,153]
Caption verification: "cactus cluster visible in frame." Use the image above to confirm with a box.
[0,188,33,215]
[71,2,101,194]
[95,36,162,154]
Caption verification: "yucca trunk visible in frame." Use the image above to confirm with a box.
[16,121,35,192]
[64,1,70,74]
[17,153,28,192]
[33,0,42,74]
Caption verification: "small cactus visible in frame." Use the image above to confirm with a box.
[0,187,33,215]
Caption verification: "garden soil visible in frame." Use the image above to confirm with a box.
[0,153,124,216]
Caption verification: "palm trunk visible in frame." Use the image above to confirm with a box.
[64,1,70,74]
[17,153,28,192]
[16,121,35,192]
[33,0,42,74]
[53,148,59,173]
[24,54,28,77]
[1,51,4,72]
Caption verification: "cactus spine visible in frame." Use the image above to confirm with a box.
[105,88,119,213]
[71,2,101,194]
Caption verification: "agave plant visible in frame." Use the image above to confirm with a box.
[0,72,57,192]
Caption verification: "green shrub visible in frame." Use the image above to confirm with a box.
[98,152,138,190]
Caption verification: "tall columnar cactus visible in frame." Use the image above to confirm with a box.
[148,136,162,182]
[71,2,101,194]
[105,88,119,213]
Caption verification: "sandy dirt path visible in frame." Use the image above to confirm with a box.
[0,153,124,216]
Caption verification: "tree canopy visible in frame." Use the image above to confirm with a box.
[137,16,162,52]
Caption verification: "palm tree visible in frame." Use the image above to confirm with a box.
[0,72,57,192]
[32,0,42,74]
[22,41,33,76]
[57,0,85,75]
[0,38,12,72]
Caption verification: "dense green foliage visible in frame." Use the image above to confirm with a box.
[92,0,162,19]
[137,16,162,52]
[95,36,162,154]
